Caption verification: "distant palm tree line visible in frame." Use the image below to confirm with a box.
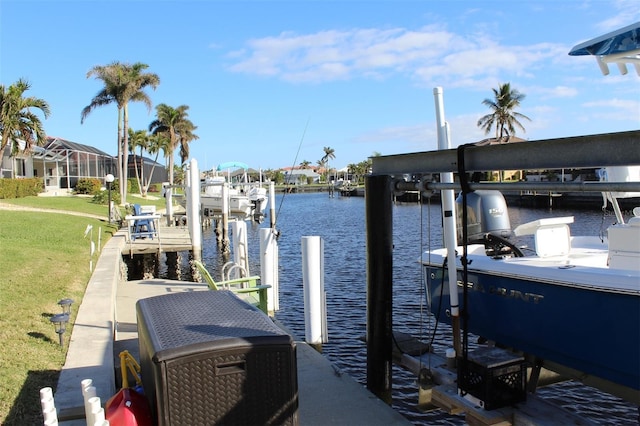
[2,73,530,191]
[292,152,374,186]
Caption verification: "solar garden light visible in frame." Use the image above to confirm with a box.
[50,313,69,347]
[106,173,115,224]
[58,298,74,315]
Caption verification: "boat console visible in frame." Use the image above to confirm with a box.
[607,207,640,270]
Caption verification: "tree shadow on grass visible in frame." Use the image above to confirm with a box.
[4,369,60,426]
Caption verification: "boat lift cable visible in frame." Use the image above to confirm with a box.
[422,189,446,372]
[275,118,310,227]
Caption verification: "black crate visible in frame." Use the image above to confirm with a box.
[137,290,298,425]
[458,347,527,410]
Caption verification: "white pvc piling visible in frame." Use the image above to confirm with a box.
[221,182,230,253]
[43,416,58,426]
[301,236,328,347]
[83,385,97,425]
[164,182,173,226]
[231,221,249,278]
[91,405,105,426]
[87,396,101,426]
[260,227,280,313]
[269,181,276,229]
[40,396,54,412]
[40,387,57,425]
[433,87,461,355]
[187,159,202,260]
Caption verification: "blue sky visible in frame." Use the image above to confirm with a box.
[1,0,639,171]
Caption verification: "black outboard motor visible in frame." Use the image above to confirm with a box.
[456,190,522,257]
[252,199,265,223]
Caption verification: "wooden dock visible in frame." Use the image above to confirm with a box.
[121,219,193,256]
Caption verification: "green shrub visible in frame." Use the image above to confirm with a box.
[75,178,102,195]
[91,188,121,205]
[0,178,44,198]
[128,178,139,194]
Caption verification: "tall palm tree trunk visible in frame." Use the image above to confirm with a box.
[117,107,124,203]
[121,103,130,204]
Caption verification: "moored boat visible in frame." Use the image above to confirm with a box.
[177,161,268,222]
[421,187,640,403]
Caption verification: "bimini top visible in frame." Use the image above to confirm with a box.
[569,21,640,75]
[216,161,249,171]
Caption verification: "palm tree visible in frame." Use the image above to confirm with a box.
[144,133,170,195]
[299,160,311,169]
[148,104,196,186]
[81,62,160,204]
[177,120,199,165]
[321,146,336,182]
[477,82,531,141]
[128,128,149,196]
[1,79,50,164]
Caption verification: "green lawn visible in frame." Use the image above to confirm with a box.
[2,194,171,217]
[0,196,123,425]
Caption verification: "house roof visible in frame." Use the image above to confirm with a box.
[45,136,113,157]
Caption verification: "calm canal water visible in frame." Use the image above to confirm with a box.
[172,191,638,425]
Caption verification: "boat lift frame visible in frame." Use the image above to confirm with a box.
[364,129,640,402]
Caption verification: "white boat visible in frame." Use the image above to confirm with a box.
[421,183,640,405]
[179,162,268,222]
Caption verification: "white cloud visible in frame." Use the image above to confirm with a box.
[582,98,640,122]
[595,0,640,32]
[583,98,638,108]
[225,26,565,86]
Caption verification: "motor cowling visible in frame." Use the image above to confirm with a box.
[455,190,512,245]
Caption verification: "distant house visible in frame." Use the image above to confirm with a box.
[127,154,168,186]
[283,168,320,185]
[1,136,117,193]
[1,137,169,194]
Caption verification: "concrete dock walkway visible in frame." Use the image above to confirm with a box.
[54,227,411,425]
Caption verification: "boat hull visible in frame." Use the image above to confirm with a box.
[200,194,267,220]
[423,257,640,397]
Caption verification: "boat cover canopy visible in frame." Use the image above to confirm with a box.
[217,161,249,171]
[569,22,640,75]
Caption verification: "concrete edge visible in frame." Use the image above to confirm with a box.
[54,231,127,416]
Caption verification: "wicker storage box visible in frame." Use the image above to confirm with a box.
[136,290,298,425]
[458,347,526,410]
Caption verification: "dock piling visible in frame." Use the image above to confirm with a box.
[365,174,394,404]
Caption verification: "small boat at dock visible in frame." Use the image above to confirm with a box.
[421,185,640,404]
[177,161,268,222]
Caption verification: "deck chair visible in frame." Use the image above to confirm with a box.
[132,204,155,239]
[193,260,270,314]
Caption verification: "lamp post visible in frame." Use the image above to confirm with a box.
[50,313,69,347]
[58,298,74,315]
[105,174,115,224]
